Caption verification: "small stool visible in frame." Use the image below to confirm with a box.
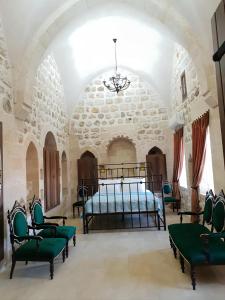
[72,200,84,218]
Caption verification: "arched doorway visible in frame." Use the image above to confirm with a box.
[146,146,167,192]
[61,151,68,214]
[26,142,39,201]
[43,132,60,211]
[77,150,98,195]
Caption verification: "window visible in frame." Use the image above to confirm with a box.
[179,151,187,188]
[200,129,214,194]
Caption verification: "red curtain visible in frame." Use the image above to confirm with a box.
[172,127,184,203]
[191,111,209,223]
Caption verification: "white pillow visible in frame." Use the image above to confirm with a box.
[121,178,146,193]
[98,179,121,194]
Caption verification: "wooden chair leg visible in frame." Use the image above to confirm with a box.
[173,202,175,212]
[177,201,179,213]
[50,260,54,280]
[73,235,76,246]
[172,245,177,259]
[25,261,28,265]
[190,265,196,290]
[179,254,185,273]
[10,258,16,279]
[62,249,65,262]
[66,242,69,258]
[78,207,80,217]
[73,204,75,218]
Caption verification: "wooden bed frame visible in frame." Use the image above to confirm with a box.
[79,163,166,233]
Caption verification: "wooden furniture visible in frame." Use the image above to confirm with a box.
[0,122,3,262]
[212,1,225,169]
[30,198,76,257]
[167,191,225,290]
[7,201,67,279]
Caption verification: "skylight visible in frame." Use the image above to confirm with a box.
[69,16,161,78]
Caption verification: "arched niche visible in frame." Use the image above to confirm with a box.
[80,151,96,159]
[148,146,163,155]
[107,137,137,164]
[43,131,60,211]
[26,142,39,201]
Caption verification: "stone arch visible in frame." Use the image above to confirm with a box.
[26,142,39,201]
[148,146,163,155]
[14,0,211,120]
[80,150,96,159]
[44,131,57,150]
[43,131,60,211]
[107,136,137,164]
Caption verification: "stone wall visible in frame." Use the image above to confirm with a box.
[171,44,225,209]
[70,71,172,169]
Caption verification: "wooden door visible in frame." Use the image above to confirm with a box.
[146,154,167,192]
[77,157,98,195]
[212,1,225,167]
[44,148,60,211]
[0,123,3,261]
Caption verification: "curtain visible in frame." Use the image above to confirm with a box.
[172,127,184,204]
[191,111,209,223]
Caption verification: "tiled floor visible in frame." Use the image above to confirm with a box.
[1,211,225,300]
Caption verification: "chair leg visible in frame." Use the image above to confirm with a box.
[10,258,16,279]
[73,235,76,247]
[78,207,80,217]
[177,201,179,213]
[62,249,65,262]
[173,202,175,212]
[66,242,69,258]
[50,260,54,280]
[172,245,177,259]
[190,265,196,290]
[25,261,28,265]
[73,204,75,218]
[179,254,185,273]
[169,236,173,249]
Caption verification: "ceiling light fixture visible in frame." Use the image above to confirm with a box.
[103,38,130,94]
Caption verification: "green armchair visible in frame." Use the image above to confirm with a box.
[7,201,67,279]
[29,198,76,258]
[162,182,179,212]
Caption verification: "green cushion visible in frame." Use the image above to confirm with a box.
[34,203,44,224]
[169,223,225,265]
[15,238,66,261]
[163,184,172,194]
[13,211,28,237]
[212,200,225,232]
[39,226,76,241]
[203,196,213,224]
[164,197,176,203]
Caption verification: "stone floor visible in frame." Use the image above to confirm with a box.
[1,211,225,300]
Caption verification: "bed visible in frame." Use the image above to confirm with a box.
[81,174,166,233]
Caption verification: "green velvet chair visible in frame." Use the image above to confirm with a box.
[162,182,179,212]
[168,191,225,290]
[7,201,67,279]
[30,198,76,258]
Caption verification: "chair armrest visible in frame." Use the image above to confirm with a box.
[178,211,203,223]
[44,216,67,225]
[31,224,57,235]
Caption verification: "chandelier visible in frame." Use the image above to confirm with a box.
[103,38,130,94]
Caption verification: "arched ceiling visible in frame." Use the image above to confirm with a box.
[0,0,221,116]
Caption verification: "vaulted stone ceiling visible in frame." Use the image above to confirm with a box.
[0,0,220,115]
